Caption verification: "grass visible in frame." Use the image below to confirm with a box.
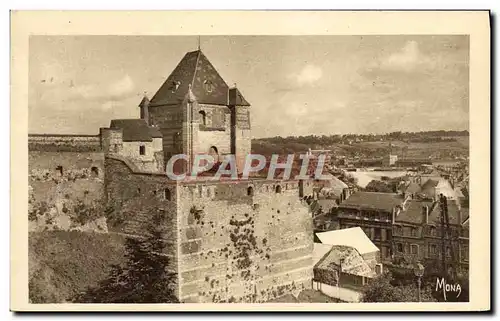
[29,230,127,303]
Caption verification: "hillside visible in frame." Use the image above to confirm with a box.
[252,136,469,160]
[29,230,127,303]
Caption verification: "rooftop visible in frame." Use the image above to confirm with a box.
[150,50,249,107]
[395,199,469,226]
[314,245,375,278]
[110,119,162,142]
[395,199,435,224]
[338,192,404,212]
[315,227,379,255]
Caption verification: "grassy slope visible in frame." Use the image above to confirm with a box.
[29,230,127,303]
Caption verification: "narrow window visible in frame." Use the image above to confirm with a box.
[199,110,207,126]
[275,185,282,193]
[164,188,171,201]
[247,186,254,196]
[396,243,403,253]
[139,145,146,155]
[410,244,418,255]
[91,166,99,177]
[56,165,63,176]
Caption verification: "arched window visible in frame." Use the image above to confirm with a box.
[199,110,207,125]
[91,166,99,177]
[275,185,282,193]
[247,186,254,196]
[164,188,171,201]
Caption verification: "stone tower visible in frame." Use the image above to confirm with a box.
[147,50,251,173]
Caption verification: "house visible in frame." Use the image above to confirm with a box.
[392,197,469,275]
[101,118,164,172]
[312,244,378,302]
[335,192,408,262]
[315,227,381,270]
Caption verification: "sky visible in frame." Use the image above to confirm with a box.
[28,35,469,138]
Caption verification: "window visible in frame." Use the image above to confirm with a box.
[139,145,146,155]
[429,226,437,236]
[275,185,282,193]
[56,166,63,176]
[428,244,437,256]
[411,227,418,237]
[204,80,213,92]
[199,110,207,126]
[462,246,469,261]
[164,188,171,201]
[396,243,403,253]
[410,244,419,255]
[91,166,99,177]
[247,186,254,196]
[171,81,180,93]
[446,246,452,257]
[374,228,381,240]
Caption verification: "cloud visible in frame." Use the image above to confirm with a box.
[289,64,323,86]
[378,41,433,72]
[68,74,136,102]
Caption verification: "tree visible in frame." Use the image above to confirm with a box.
[72,208,179,303]
[365,180,393,193]
[361,272,436,302]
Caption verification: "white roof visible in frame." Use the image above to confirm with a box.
[315,227,379,255]
[313,243,333,265]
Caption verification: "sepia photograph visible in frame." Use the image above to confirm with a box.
[10,11,490,312]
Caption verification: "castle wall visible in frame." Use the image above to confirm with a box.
[104,157,181,297]
[176,180,314,303]
[29,134,102,152]
[28,151,105,228]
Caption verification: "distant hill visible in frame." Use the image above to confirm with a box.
[252,132,469,160]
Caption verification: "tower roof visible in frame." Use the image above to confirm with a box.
[149,50,250,107]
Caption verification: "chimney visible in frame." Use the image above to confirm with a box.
[422,205,429,224]
[139,95,150,125]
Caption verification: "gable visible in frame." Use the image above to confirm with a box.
[150,50,244,107]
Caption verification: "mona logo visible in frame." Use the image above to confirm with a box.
[435,278,462,301]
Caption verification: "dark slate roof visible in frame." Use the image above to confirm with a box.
[150,50,249,107]
[427,201,464,225]
[228,87,250,106]
[396,199,467,226]
[395,199,435,224]
[110,119,162,142]
[421,179,439,190]
[403,182,422,194]
[338,192,404,212]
